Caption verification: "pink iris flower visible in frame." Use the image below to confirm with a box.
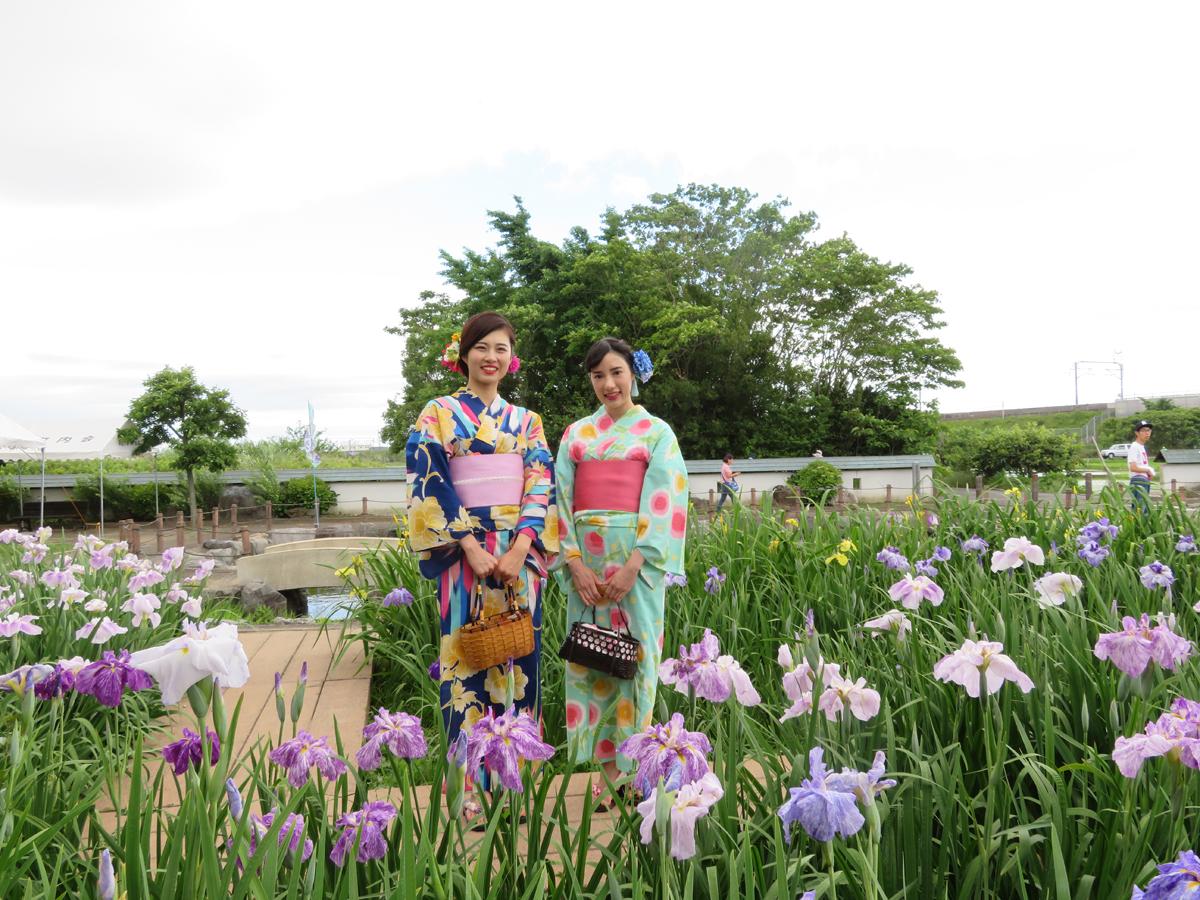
[933,638,1034,698]
[862,609,911,640]
[0,613,42,637]
[121,592,162,628]
[636,771,724,860]
[818,672,882,722]
[990,537,1045,572]
[659,629,761,706]
[1032,572,1083,607]
[1094,614,1192,678]
[1113,697,1200,778]
[76,617,128,644]
[888,575,944,610]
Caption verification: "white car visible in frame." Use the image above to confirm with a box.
[1101,443,1131,459]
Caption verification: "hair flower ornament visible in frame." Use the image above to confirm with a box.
[439,332,462,373]
[632,349,654,383]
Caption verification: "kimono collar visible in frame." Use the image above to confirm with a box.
[455,387,508,417]
[594,404,645,427]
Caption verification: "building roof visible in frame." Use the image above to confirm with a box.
[1157,449,1200,464]
[0,421,135,462]
[684,455,937,474]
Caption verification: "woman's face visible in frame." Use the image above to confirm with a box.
[463,328,513,388]
[589,351,634,412]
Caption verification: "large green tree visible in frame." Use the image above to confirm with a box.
[119,367,247,523]
[382,185,963,459]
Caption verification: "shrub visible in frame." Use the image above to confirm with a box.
[0,474,20,520]
[1098,408,1200,459]
[279,476,338,516]
[786,459,843,504]
[965,425,1076,478]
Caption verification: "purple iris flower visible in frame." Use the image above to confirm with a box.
[1132,849,1200,899]
[875,546,910,571]
[251,810,313,862]
[98,849,116,900]
[33,663,76,700]
[778,747,865,843]
[268,731,349,788]
[617,712,712,795]
[463,706,555,791]
[1176,534,1197,554]
[1078,541,1110,567]
[330,802,396,866]
[665,573,688,588]
[163,727,221,775]
[427,658,441,682]
[354,708,428,769]
[961,535,988,555]
[704,567,726,594]
[382,587,414,607]
[932,545,952,562]
[914,558,938,578]
[1140,561,1175,592]
[75,650,154,708]
[225,778,244,819]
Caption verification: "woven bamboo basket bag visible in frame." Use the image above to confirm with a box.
[458,582,534,671]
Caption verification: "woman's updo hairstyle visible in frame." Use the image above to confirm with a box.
[583,336,635,373]
[457,311,516,374]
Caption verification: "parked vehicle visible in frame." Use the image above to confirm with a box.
[1101,443,1132,459]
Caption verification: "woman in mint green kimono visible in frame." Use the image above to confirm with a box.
[553,337,688,790]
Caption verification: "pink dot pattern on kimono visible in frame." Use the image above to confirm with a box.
[625,445,650,462]
[603,563,622,580]
[596,437,617,455]
[611,608,628,629]
[597,415,614,431]
[650,490,670,516]
[584,531,605,555]
[596,739,616,760]
[566,702,583,729]
[570,440,587,462]
[671,508,687,537]
[630,418,652,435]
[589,703,600,726]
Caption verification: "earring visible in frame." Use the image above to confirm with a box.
[508,356,521,374]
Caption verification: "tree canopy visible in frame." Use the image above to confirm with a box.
[119,367,247,521]
[382,185,962,458]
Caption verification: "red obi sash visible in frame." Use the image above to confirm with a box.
[448,454,525,509]
[574,459,647,514]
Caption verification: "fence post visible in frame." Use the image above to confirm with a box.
[1065,489,1073,510]
[211,507,219,539]
[156,525,164,553]
[912,463,921,496]
[884,484,892,510]
[836,486,846,510]
[175,512,185,548]
[749,487,757,507]
[974,475,984,500]
[1085,472,1093,500]
[708,488,714,507]
[266,501,273,530]
[362,497,369,516]
[231,504,238,528]
[131,524,141,555]
[1030,473,1039,503]
[1172,478,1178,495]
[240,526,250,555]
[155,513,164,533]
[195,509,204,545]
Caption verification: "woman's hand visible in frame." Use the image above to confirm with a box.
[494,534,532,585]
[460,535,498,580]
[568,557,604,607]
[601,550,645,605]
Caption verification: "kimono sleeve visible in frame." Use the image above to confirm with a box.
[635,421,689,575]
[516,411,559,553]
[550,424,581,569]
[404,400,476,552]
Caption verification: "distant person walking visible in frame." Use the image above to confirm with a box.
[1128,420,1154,514]
[715,453,740,512]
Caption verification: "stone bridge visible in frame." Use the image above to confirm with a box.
[235,536,406,590]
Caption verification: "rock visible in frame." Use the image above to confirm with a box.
[249,534,269,555]
[202,539,238,551]
[240,579,288,615]
[207,547,237,562]
[219,486,258,516]
[315,523,354,538]
[269,527,317,545]
[280,588,309,616]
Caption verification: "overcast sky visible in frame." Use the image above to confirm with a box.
[2,2,1198,444]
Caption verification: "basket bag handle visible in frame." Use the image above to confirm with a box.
[470,580,521,622]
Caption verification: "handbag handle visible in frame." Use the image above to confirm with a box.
[579,598,635,640]
[470,580,521,621]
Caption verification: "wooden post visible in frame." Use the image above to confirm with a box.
[266,501,273,530]
[1172,478,1178,495]
[1084,472,1093,500]
[1030,473,1039,502]
[195,509,204,545]
[155,513,164,532]
[175,511,185,548]
[1065,489,1073,510]
[708,488,714,507]
[749,487,757,507]
[240,526,250,555]
[362,497,369,516]
[974,475,984,500]
[884,484,892,510]
[836,486,846,510]
[211,507,219,539]
[231,504,238,527]
[156,526,164,553]
[131,524,141,555]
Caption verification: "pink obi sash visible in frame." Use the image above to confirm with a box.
[574,459,647,513]
[448,453,525,509]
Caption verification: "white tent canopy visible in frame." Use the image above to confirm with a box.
[0,418,136,529]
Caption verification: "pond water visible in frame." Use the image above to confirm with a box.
[305,588,359,621]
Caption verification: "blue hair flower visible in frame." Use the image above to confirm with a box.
[631,349,654,384]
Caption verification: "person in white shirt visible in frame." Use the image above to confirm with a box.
[1127,420,1154,513]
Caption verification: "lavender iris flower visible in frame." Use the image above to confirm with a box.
[618,712,712,795]
[1078,541,1110,567]
[252,810,313,861]
[665,573,688,588]
[268,731,349,788]
[330,802,395,866]
[427,658,441,682]
[225,778,244,819]
[875,546,910,571]
[932,545,952,562]
[1176,534,1197,554]
[704,567,726,594]
[32,663,75,699]
[75,650,154,708]
[1139,561,1175,592]
[162,728,221,775]
[464,706,555,791]
[98,849,116,900]
[354,708,428,769]
[1132,849,1200,899]
[778,747,865,843]
[961,535,988,555]
[914,558,938,578]
[382,587,414,607]
[1114,697,1200,778]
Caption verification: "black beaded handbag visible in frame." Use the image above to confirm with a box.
[558,604,640,680]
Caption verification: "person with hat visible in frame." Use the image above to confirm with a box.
[1127,420,1154,513]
